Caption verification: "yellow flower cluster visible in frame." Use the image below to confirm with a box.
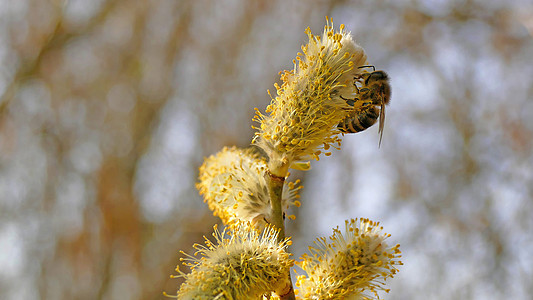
[295,218,402,299]
[172,18,402,300]
[174,222,293,300]
[197,146,302,227]
[253,19,368,176]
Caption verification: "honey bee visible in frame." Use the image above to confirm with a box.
[338,66,391,146]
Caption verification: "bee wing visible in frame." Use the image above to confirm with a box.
[378,99,386,148]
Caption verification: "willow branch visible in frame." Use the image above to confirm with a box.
[267,171,296,300]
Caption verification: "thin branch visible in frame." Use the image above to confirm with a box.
[267,171,296,300]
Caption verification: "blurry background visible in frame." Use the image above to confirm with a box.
[0,0,532,299]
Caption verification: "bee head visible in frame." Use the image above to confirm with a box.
[365,70,389,85]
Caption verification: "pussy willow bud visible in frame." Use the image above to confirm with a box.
[253,18,368,177]
[197,146,302,227]
[173,222,293,300]
[295,218,402,299]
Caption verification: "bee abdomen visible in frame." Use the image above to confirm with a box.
[338,107,379,133]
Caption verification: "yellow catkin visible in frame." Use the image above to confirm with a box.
[197,146,301,226]
[174,222,294,300]
[295,218,402,299]
[253,18,368,176]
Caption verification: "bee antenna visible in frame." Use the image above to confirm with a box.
[358,65,376,71]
